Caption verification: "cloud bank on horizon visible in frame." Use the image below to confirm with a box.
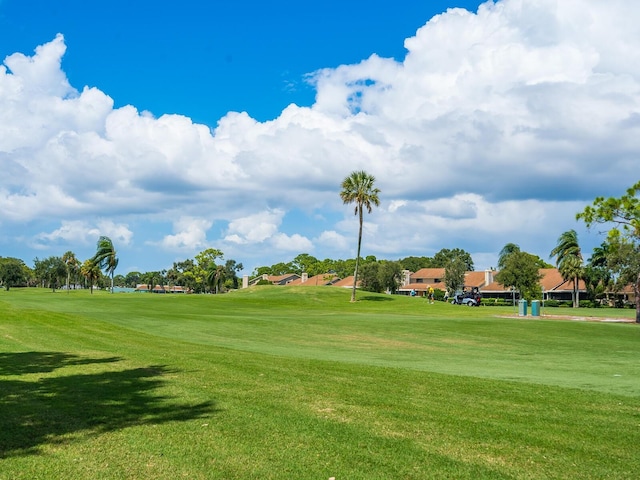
[1,0,638,273]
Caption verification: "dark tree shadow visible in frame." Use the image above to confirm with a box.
[0,351,122,376]
[0,352,217,458]
[360,295,394,302]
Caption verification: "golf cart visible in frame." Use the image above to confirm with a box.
[451,287,481,306]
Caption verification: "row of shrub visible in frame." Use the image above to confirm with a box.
[481,298,515,307]
[479,298,635,309]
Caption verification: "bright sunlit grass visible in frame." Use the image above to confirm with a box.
[0,287,638,479]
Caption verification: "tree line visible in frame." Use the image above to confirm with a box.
[0,237,119,293]
[0,240,243,295]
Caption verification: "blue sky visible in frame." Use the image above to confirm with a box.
[0,0,638,276]
[1,0,482,124]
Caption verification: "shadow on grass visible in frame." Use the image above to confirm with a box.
[360,295,395,302]
[0,352,217,458]
[0,351,122,376]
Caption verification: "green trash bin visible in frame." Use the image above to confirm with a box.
[531,300,540,317]
[518,299,528,316]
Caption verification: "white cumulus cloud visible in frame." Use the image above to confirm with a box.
[33,220,132,249]
[1,0,639,272]
[160,217,213,251]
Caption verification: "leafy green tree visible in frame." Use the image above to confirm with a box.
[340,170,381,302]
[0,257,27,291]
[443,257,466,296]
[253,266,273,276]
[359,262,383,293]
[291,253,320,276]
[124,271,142,288]
[495,251,542,303]
[224,259,243,289]
[550,230,583,308]
[357,260,401,294]
[166,260,197,290]
[36,256,66,292]
[577,180,640,322]
[32,257,47,288]
[379,261,402,293]
[92,236,119,293]
[433,248,474,271]
[270,262,295,275]
[605,233,640,310]
[195,248,223,270]
[191,249,224,293]
[533,256,554,269]
[317,258,338,277]
[398,256,434,272]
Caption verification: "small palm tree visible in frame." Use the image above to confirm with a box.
[550,230,583,307]
[588,242,612,302]
[206,263,226,294]
[62,250,79,293]
[92,236,119,293]
[80,259,101,294]
[340,170,381,302]
[498,243,520,270]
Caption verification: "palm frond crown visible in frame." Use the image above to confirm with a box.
[92,236,118,293]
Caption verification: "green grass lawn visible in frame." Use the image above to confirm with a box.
[0,287,638,479]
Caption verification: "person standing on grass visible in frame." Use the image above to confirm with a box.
[428,285,435,304]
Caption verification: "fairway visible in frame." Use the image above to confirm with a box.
[1,287,638,479]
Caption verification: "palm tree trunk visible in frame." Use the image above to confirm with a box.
[635,272,640,324]
[351,207,364,302]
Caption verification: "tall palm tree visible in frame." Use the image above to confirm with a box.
[550,230,583,307]
[92,236,119,293]
[62,250,79,293]
[340,170,381,302]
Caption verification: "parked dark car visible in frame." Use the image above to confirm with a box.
[451,288,481,306]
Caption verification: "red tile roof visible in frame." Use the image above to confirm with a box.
[401,282,446,292]
[481,268,587,293]
[331,276,360,288]
[288,273,338,286]
[464,271,486,288]
[411,268,446,279]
